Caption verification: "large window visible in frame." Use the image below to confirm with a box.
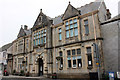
[59,51,63,68]
[65,18,78,38]
[84,19,89,35]
[86,47,92,66]
[67,48,82,68]
[59,28,62,40]
[33,29,46,46]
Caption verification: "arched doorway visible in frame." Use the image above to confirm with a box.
[38,58,43,76]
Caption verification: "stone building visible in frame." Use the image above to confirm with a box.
[0,43,12,75]
[51,1,109,79]
[12,25,32,74]
[101,14,120,78]
[30,9,53,76]
[11,0,112,79]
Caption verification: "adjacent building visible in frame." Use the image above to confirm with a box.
[0,43,12,75]
[101,14,120,77]
[12,25,32,74]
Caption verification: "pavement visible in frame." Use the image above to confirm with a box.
[1,75,48,80]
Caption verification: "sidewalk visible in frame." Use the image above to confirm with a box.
[2,75,46,79]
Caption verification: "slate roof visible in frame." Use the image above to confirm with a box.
[101,14,120,25]
[24,29,31,36]
[52,15,63,25]
[52,1,102,26]
[77,2,101,15]
[0,43,12,51]
[17,27,31,38]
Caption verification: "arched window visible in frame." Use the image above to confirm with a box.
[59,51,62,56]
[59,51,63,69]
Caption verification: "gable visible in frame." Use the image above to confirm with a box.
[17,27,26,38]
[33,10,52,28]
[62,3,80,20]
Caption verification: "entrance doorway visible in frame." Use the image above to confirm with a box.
[89,72,98,80]
[38,58,43,76]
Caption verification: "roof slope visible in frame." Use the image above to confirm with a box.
[52,1,102,26]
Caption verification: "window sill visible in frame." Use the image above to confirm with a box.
[85,34,89,36]
[58,40,62,42]
[87,66,93,70]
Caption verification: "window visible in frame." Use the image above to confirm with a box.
[65,18,78,38]
[44,37,46,43]
[77,48,81,54]
[67,48,82,68]
[59,51,63,68]
[36,39,38,45]
[59,28,62,40]
[66,21,68,25]
[84,19,89,35]
[66,26,69,38]
[33,29,46,46]
[59,51,62,56]
[77,56,82,67]
[67,50,71,56]
[39,38,40,44]
[72,57,76,68]
[86,47,92,66]
[33,40,35,46]
[67,57,71,68]
[72,49,75,55]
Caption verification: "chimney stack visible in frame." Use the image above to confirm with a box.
[106,9,111,19]
[24,25,28,30]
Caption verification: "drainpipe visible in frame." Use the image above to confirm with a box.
[92,13,100,80]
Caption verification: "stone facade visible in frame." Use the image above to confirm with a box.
[9,0,112,79]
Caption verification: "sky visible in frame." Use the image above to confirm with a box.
[0,0,119,47]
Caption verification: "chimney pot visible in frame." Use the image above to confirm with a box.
[24,25,28,30]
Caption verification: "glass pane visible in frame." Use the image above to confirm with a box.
[85,25,89,34]
[68,60,71,68]
[44,37,46,43]
[72,49,75,55]
[59,51,62,56]
[41,34,43,37]
[33,40,35,46]
[74,18,77,22]
[70,25,73,29]
[39,38,40,44]
[87,47,91,53]
[77,59,82,67]
[70,20,73,24]
[87,54,92,66]
[84,20,88,25]
[66,31,69,38]
[66,21,68,25]
[66,26,69,30]
[74,28,78,36]
[73,60,76,67]
[74,23,78,28]
[44,29,46,32]
[36,32,38,35]
[67,50,71,56]
[77,49,81,54]
[70,29,73,37]
[41,30,43,33]
[59,33,62,40]
[41,38,43,44]
[59,28,61,33]
[36,39,38,45]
